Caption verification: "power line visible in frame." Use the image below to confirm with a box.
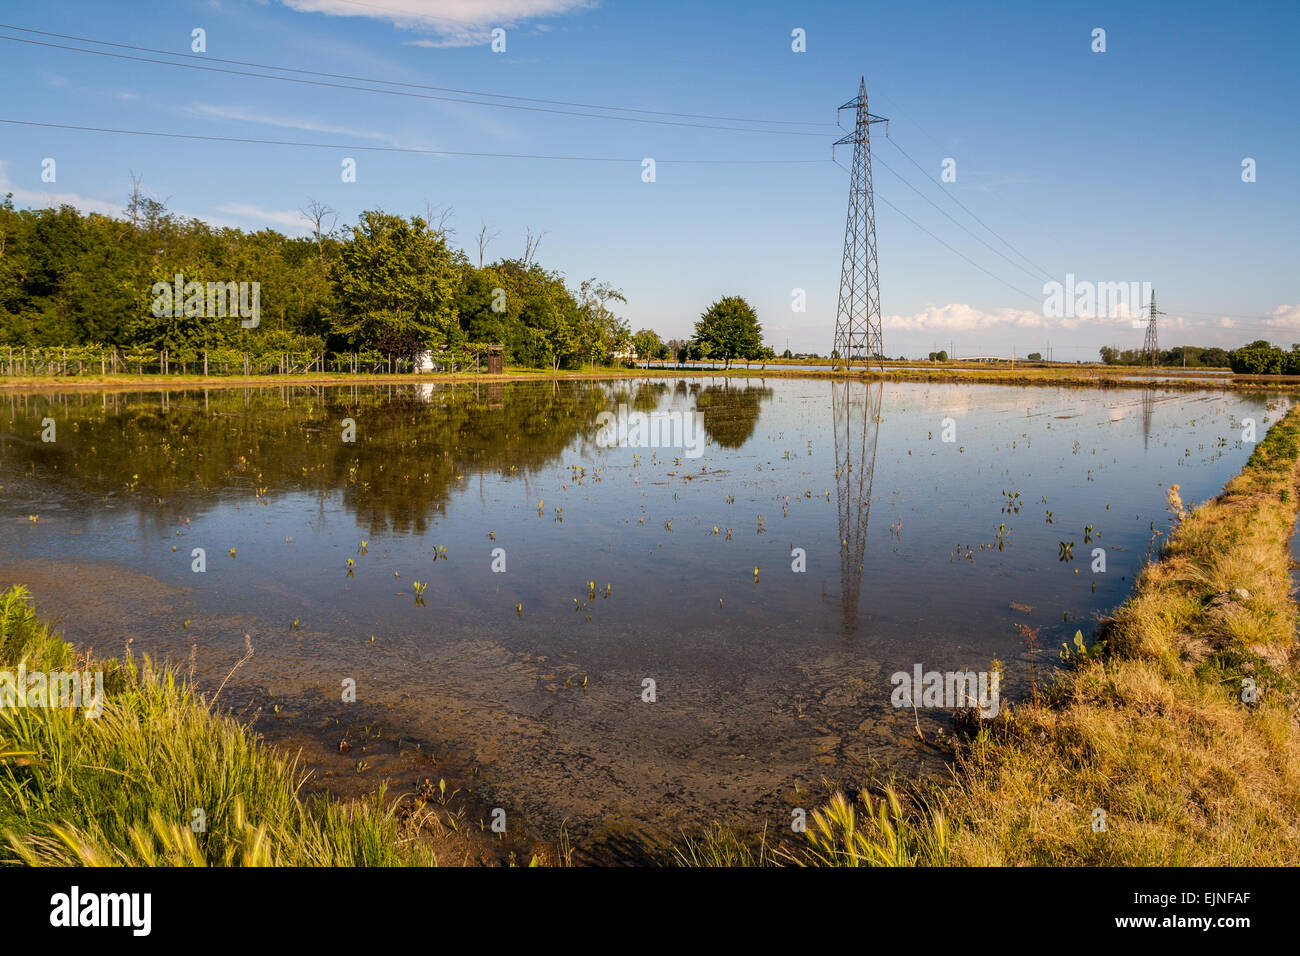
[0,32,829,138]
[865,89,953,161]
[833,158,1040,304]
[0,117,827,164]
[870,134,1288,327]
[0,22,837,128]
[884,137,1057,283]
[7,21,1282,330]
[872,150,1054,287]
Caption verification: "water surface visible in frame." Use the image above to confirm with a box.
[0,379,1282,842]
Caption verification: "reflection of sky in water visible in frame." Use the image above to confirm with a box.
[0,381,1286,829]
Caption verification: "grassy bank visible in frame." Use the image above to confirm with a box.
[0,586,438,865]
[684,404,1300,866]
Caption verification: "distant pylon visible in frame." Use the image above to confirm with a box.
[1141,290,1165,366]
[832,78,888,366]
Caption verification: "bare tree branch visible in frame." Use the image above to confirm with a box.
[476,220,501,269]
[300,199,337,260]
[522,226,549,268]
[423,201,456,240]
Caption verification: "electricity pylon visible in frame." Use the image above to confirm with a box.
[832,78,887,366]
[1141,289,1165,366]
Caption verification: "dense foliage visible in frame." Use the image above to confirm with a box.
[1098,344,1232,367]
[1226,340,1300,375]
[0,194,638,370]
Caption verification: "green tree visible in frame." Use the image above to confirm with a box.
[576,278,628,368]
[632,328,663,369]
[692,295,762,369]
[1229,340,1287,375]
[330,211,463,365]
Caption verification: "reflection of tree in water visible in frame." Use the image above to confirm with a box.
[695,383,773,449]
[1,384,605,535]
[834,380,882,638]
[630,381,669,413]
[603,380,670,414]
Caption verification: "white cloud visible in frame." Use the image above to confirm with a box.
[279,0,593,47]
[884,303,1046,333]
[215,203,313,233]
[0,161,120,216]
[1262,304,1300,328]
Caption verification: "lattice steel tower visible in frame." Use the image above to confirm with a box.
[833,78,888,365]
[1141,289,1164,366]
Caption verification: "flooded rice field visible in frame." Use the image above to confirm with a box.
[0,378,1286,846]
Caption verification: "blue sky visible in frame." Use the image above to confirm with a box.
[0,0,1296,358]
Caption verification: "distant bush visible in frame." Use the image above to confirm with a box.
[1228,340,1300,375]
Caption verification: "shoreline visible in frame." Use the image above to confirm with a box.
[3,364,1300,394]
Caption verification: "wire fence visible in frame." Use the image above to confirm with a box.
[1,346,508,377]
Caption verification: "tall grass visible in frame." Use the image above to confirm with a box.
[0,587,433,866]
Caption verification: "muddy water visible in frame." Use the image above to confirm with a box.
[0,380,1284,847]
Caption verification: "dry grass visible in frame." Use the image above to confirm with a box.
[942,404,1300,865]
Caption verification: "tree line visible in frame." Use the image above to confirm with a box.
[1098,344,1232,368]
[1098,341,1300,373]
[0,192,772,374]
[1223,340,1300,375]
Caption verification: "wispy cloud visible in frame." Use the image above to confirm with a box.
[278,0,594,47]
[0,161,120,217]
[1214,305,1300,332]
[187,104,412,146]
[215,202,313,233]
[45,71,140,103]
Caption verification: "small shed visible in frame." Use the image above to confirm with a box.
[486,345,504,374]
